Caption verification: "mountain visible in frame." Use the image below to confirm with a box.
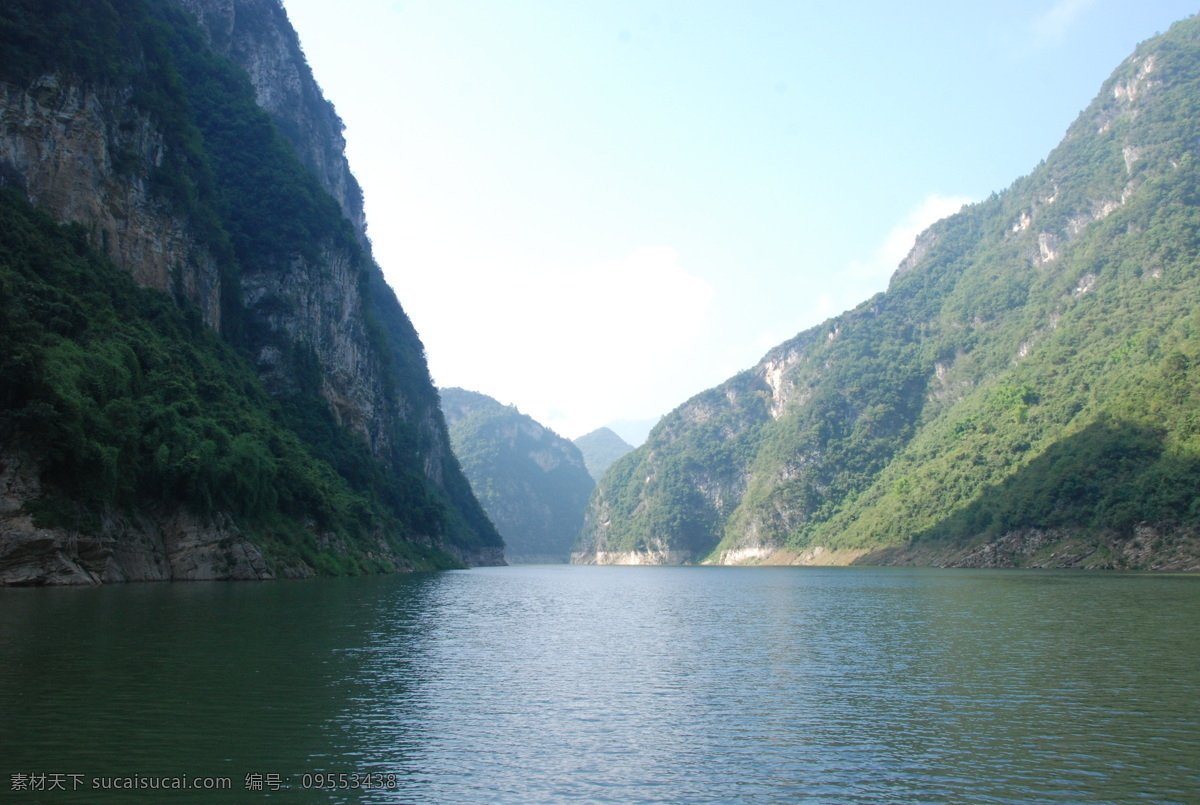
[575,16,1200,571]
[442,388,594,563]
[574,427,634,482]
[0,0,503,584]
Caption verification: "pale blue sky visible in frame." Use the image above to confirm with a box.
[280,0,1196,440]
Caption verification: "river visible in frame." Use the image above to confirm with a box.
[2,565,1197,803]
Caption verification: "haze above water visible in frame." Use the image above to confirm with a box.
[3,566,1197,803]
[282,0,1200,438]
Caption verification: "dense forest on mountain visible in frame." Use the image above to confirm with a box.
[573,427,634,482]
[0,0,500,580]
[578,16,1200,569]
[441,389,593,563]
[0,189,441,574]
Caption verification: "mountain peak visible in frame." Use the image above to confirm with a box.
[573,427,634,482]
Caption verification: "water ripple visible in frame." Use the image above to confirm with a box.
[332,567,1200,804]
[1,567,1197,804]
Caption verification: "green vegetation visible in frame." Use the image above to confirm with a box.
[581,16,1200,566]
[572,427,634,482]
[442,389,593,562]
[0,189,458,572]
[0,0,500,574]
[582,377,767,559]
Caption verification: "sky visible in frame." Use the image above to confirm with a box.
[280,0,1197,442]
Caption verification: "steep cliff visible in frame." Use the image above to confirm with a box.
[0,71,224,328]
[0,0,502,583]
[576,16,1200,570]
[171,0,367,243]
[442,388,594,564]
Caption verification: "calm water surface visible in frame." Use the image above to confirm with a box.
[1,566,1197,803]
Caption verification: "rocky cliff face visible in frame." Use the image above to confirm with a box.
[0,0,502,582]
[0,76,223,328]
[172,0,367,243]
[1,449,273,584]
[577,17,1200,570]
[166,0,454,485]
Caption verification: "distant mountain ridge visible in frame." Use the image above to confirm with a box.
[442,388,594,563]
[575,15,1200,570]
[573,427,633,481]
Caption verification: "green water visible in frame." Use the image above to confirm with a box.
[2,566,1198,803]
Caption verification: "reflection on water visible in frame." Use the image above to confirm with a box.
[1,567,1198,803]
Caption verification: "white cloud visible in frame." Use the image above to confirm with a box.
[409,201,974,438]
[1032,0,1096,43]
[814,293,835,316]
[414,246,715,438]
[548,247,712,336]
[847,193,974,287]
